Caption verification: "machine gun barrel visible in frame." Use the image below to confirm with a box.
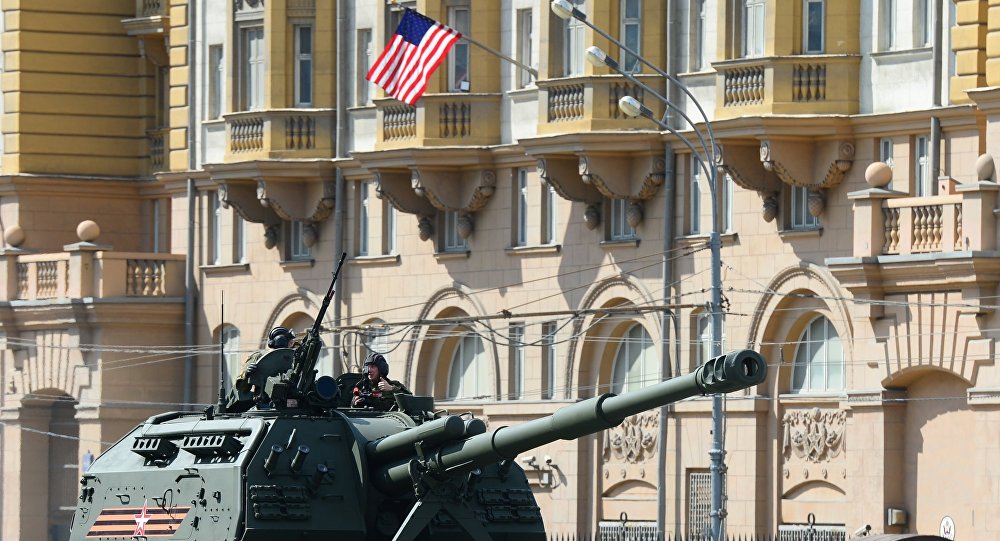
[372,349,766,495]
[294,252,347,392]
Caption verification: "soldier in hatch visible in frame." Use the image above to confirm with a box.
[352,353,410,410]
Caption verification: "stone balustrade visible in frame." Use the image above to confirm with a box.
[0,248,185,301]
[223,109,336,161]
[714,55,860,119]
[135,0,166,18]
[536,75,662,135]
[375,93,502,149]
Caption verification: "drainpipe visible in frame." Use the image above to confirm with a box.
[930,0,943,190]
[183,0,200,409]
[333,0,347,372]
[657,1,676,540]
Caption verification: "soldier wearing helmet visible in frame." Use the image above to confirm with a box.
[234,326,297,395]
[352,353,410,410]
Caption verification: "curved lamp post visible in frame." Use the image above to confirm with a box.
[551,2,728,540]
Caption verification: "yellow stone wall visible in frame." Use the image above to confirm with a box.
[2,0,153,177]
[987,0,1000,85]
[951,0,987,104]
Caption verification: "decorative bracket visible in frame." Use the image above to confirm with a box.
[536,156,603,204]
[373,170,436,216]
[218,181,281,225]
[256,179,335,222]
[716,143,783,223]
[410,168,497,213]
[760,139,855,217]
[578,153,665,201]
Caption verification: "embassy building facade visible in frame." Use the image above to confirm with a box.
[2,0,1000,540]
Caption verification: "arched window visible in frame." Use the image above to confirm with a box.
[791,316,844,393]
[447,332,489,400]
[611,324,657,394]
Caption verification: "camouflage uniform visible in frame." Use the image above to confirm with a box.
[352,376,411,411]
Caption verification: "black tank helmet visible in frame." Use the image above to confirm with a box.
[267,326,295,349]
[363,353,389,377]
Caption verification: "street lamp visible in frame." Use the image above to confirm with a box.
[551,2,728,541]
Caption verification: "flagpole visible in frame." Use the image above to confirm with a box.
[460,35,538,82]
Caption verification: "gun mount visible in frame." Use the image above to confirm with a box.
[70,350,766,541]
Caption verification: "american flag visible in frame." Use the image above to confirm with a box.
[366,9,462,106]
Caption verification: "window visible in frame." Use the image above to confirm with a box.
[294,25,313,107]
[722,173,734,233]
[743,0,765,58]
[915,136,931,197]
[443,211,467,251]
[509,323,525,400]
[610,199,636,240]
[208,45,224,119]
[384,201,397,255]
[289,221,311,260]
[542,321,558,399]
[880,0,896,50]
[791,186,819,229]
[691,0,706,71]
[448,332,488,399]
[696,312,726,366]
[621,0,641,73]
[543,181,558,244]
[790,315,844,393]
[358,181,370,256]
[610,323,657,394]
[690,156,702,234]
[357,29,373,105]
[240,26,265,110]
[517,9,534,88]
[880,137,895,190]
[515,168,529,247]
[233,213,246,263]
[564,1,586,76]
[152,199,163,253]
[688,470,712,540]
[917,0,931,47]
[221,325,241,393]
[156,66,169,127]
[449,7,471,91]
[210,193,222,265]
[803,0,824,53]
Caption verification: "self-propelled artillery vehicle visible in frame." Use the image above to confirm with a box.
[69,255,768,541]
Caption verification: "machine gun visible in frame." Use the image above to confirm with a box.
[224,252,347,413]
[72,349,766,541]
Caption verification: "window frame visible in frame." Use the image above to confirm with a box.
[880,0,896,51]
[238,24,265,111]
[880,137,895,190]
[358,181,370,256]
[516,9,534,88]
[448,6,471,92]
[288,221,312,261]
[610,323,657,394]
[803,0,824,54]
[563,1,587,76]
[790,185,819,229]
[383,199,397,255]
[543,180,558,244]
[508,323,525,400]
[220,325,241,394]
[742,0,766,58]
[620,0,642,73]
[209,193,222,265]
[443,210,467,252]
[447,331,488,400]
[721,173,734,233]
[915,135,931,197]
[293,24,313,108]
[690,0,706,71]
[542,321,557,399]
[233,212,246,263]
[790,315,845,394]
[690,155,702,235]
[208,44,225,119]
[610,198,637,241]
[357,29,374,106]
[515,168,529,247]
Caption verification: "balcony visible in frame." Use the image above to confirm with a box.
[713,55,860,119]
[375,93,502,150]
[122,0,169,44]
[537,75,664,135]
[223,109,336,162]
[0,249,185,301]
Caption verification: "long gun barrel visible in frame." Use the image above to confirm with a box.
[294,252,347,392]
[372,349,766,495]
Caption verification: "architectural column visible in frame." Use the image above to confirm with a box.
[987,0,1000,86]
[1,404,52,541]
[951,0,988,104]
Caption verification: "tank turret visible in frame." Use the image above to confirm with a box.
[69,349,765,541]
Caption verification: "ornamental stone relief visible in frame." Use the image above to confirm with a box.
[603,412,658,464]
[782,407,846,463]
